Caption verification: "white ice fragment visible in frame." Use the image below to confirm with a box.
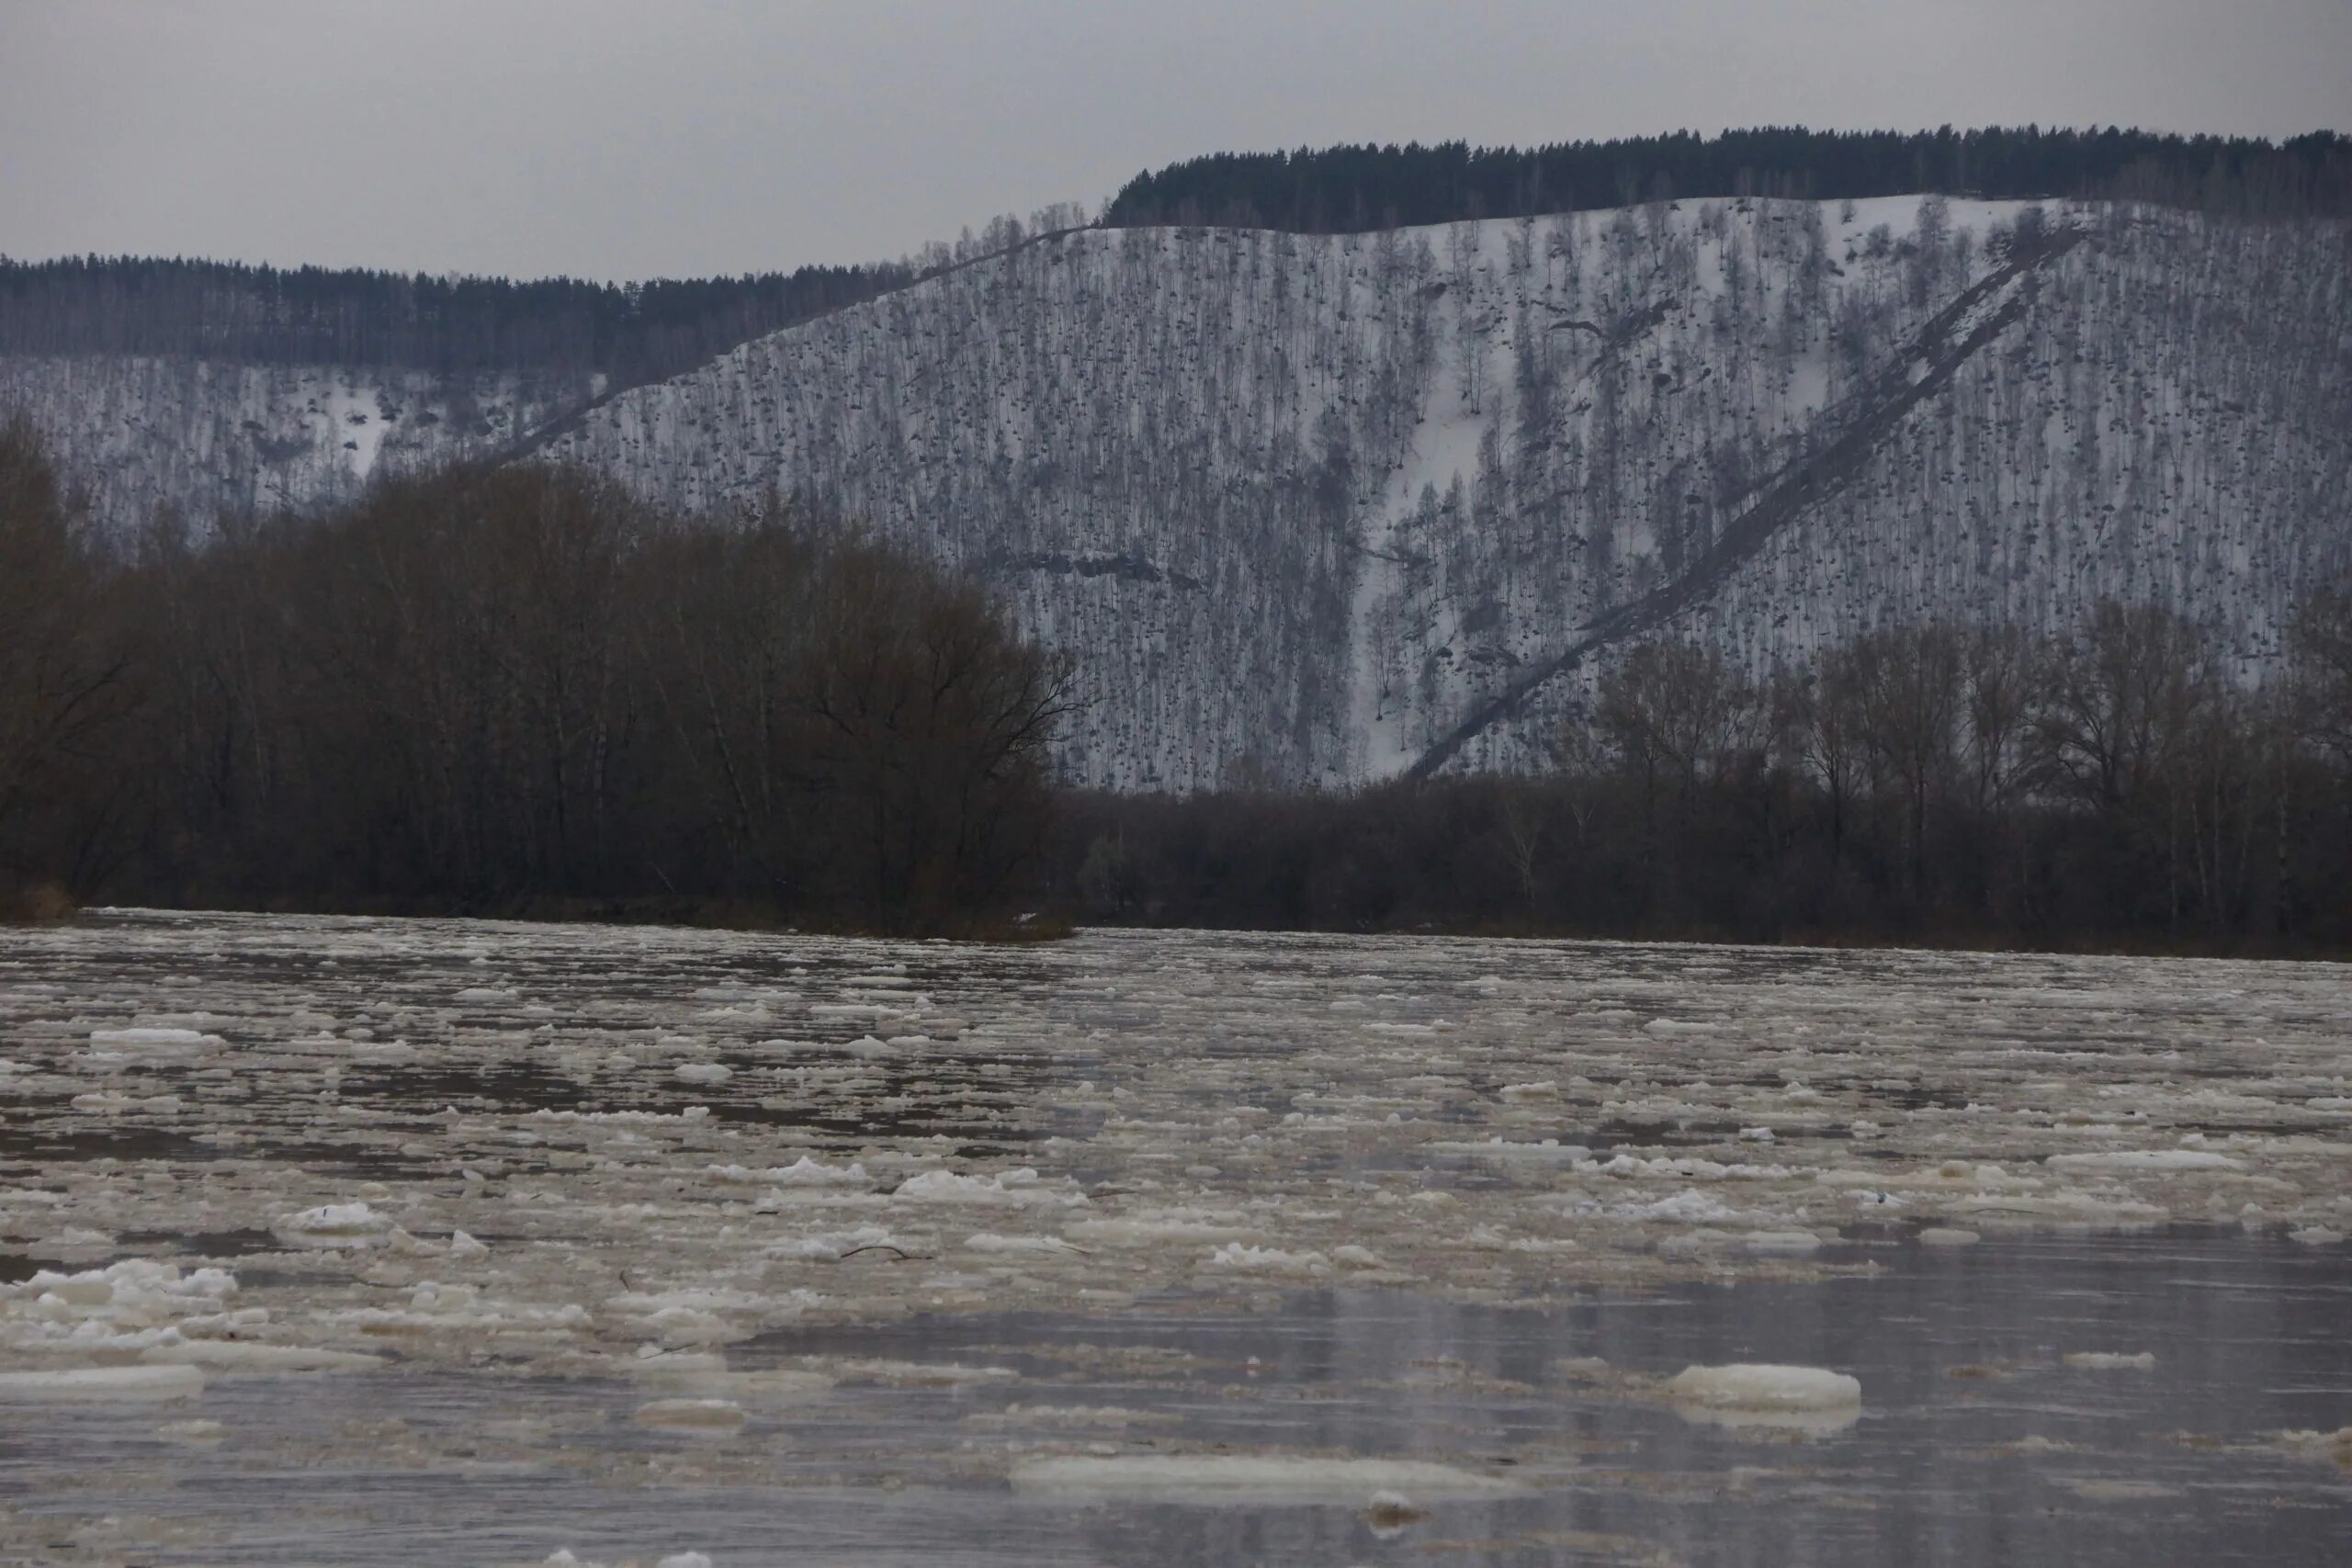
[673,1063,733,1086]
[1614,1190,1743,1224]
[274,1202,393,1246]
[70,1091,184,1113]
[0,1364,205,1401]
[1663,1363,1862,1417]
[891,1168,1085,1207]
[141,1340,381,1371]
[754,1156,872,1188]
[87,1027,220,1052]
[1066,1210,1253,1246]
[1206,1242,1330,1275]
[2063,1351,2155,1370]
[3,1259,240,1343]
[656,1554,714,1568]
[2046,1151,2244,1173]
[448,1230,488,1258]
[964,1233,1077,1255]
[1427,1137,1589,1164]
[1740,1231,1822,1255]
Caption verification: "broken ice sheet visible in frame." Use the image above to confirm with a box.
[0,912,2346,1563]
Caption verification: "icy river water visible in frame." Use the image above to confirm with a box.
[2,913,2347,1566]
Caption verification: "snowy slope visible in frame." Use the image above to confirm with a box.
[537,197,2351,786]
[0,356,594,527]
[9,197,2348,789]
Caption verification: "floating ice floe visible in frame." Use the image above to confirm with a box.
[1065,1209,1254,1246]
[2046,1150,2245,1173]
[2063,1351,2155,1370]
[69,1090,184,1113]
[775,1225,908,1262]
[273,1202,394,1246]
[3,1259,240,1350]
[0,1364,205,1401]
[1427,1137,1589,1164]
[713,1156,870,1188]
[87,1027,222,1053]
[1206,1243,1330,1275]
[605,1286,820,1347]
[1663,1363,1863,1432]
[141,1340,381,1371]
[963,1233,1077,1255]
[890,1168,1086,1207]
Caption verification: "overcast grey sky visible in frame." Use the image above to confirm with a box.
[4,0,2346,282]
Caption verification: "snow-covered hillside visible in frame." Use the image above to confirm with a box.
[9,197,2348,789]
[528,197,2351,787]
[0,356,594,525]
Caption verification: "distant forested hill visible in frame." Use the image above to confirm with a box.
[1104,127,2352,231]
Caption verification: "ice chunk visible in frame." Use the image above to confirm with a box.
[141,1341,381,1372]
[673,1062,732,1085]
[274,1202,394,1246]
[3,1258,239,1342]
[717,1156,871,1189]
[71,1090,184,1113]
[0,1364,205,1400]
[2063,1351,2155,1370]
[1066,1209,1252,1245]
[963,1233,1077,1255]
[1663,1363,1862,1424]
[1207,1242,1330,1274]
[2046,1150,2244,1172]
[88,1027,220,1052]
[891,1168,1085,1207]
[1739,1231,1822,1255]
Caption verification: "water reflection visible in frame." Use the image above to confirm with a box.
[6,1227,2345,1566]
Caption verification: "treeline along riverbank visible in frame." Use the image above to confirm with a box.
[10,415,2352,953]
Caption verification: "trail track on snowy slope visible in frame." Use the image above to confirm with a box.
[1406,226,2088,779]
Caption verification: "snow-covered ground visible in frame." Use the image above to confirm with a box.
[1,912,2347,1563]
